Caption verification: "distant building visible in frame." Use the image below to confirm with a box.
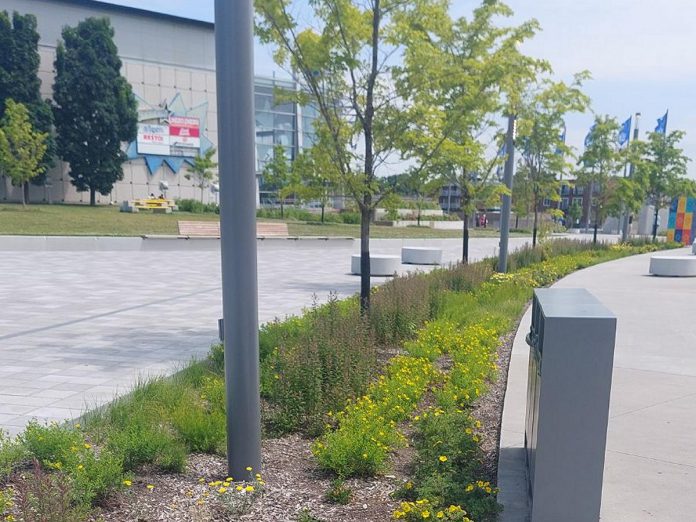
[0,0,317,205]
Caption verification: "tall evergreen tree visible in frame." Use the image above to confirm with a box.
[0,11,55,198]
[53,17,137,206]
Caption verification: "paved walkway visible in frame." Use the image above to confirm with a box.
[498,248,696,521]
[0,236,538,436]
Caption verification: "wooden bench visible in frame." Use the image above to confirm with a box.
[177,221,289,238]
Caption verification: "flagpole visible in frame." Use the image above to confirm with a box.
[621,112,640,241]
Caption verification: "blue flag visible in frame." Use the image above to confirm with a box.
[655,110,668,134]
[618,116,632,146]
[584,123,596,148]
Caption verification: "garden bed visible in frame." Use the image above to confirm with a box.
[0,239,675,522]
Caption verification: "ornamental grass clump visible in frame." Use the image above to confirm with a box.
[262,295,377,435]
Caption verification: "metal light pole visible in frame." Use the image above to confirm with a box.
[214,0,262,478]
[621,112,640,242]
[498,114,517,273]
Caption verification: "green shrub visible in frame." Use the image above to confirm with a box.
[0,430,27,479]
[177,198,219,214]
[325,478,352,504]
[170,398,226,454]
[20,423,125,508]
[106,422,187,473]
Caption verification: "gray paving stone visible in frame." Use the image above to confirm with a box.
[0,235,558,434]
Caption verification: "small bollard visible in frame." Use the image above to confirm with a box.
[525,288,617,522]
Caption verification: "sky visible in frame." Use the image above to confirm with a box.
[102,0,696,177]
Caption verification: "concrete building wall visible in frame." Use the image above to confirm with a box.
[0,0,312,206]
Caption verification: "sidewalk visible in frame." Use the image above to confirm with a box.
[498,248,696,521]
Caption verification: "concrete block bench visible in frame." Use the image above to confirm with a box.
[649,255,696,277]
[401,246,443,265]
[351,254,400,276]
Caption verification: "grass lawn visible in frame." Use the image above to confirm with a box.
[0,203,520,238]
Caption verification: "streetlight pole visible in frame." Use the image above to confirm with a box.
[215,0,262,478]
[621,112,640,242]
[498,114,516,273]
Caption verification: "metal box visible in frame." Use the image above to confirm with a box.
[525,288,617,522]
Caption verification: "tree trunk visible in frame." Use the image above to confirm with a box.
[532,202,539,247]
[515,214,519,229]
[21,183,26,207]
[417,205,421,227]
[359,202,372,314]
[90,187,96,206]
[23,182,30,205]
[462,213,469,264]
[280,201,284,220]
[652,204,659,242]
[593,207,599,244]
[321,203,325,224]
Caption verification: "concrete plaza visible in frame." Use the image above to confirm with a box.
[499,248,696,521]
[0,235,534,436]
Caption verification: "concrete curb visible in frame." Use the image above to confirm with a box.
[0,235,355,252]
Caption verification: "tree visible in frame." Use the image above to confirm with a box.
[257,0,421,312]
[401,168,443,226]
[0,10,55,200]
[262,144,292,218]
[185,147,218,202]
[0,99,48,206]
[635,130,692,241]
[576,116,623,244]
[567,199,582,228]
[293,147,336,223]
[53,17,137,206]
[516,75,590,246]
[391,0,545,262]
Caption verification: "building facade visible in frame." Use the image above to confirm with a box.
[0,0,315,205]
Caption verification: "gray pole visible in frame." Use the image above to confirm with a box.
[621,112,641,242]
[214,0,262,478]
[498,114,516,273]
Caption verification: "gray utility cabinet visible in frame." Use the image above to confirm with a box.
[525,288,617,522]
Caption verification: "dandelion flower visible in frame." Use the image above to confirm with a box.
[245,485,254,492]
[123,480,132,487]
[146,484,155,491]
[438,455,448,462]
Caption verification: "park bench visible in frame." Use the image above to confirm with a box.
[177,220,289,238]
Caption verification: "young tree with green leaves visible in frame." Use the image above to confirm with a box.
[634,130,693,241]
[185,147,218,203]
[400,168,443,226]
[256,0,423,312]
[576,116,623,244]
[391,0,545,262]
[0,99,48,206]
[567,199,582,228]
[0,10,55,200]
[516,75,590,246]
[53,17,137,206]
[262,144,291,218]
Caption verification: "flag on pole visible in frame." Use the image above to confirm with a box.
[584,123,596,148]
[655,110,668,134]
[618,116,632,146]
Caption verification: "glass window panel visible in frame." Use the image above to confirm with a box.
[274,113,295,131]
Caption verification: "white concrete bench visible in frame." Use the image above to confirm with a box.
[401,246,443,265]
[351,254,400,276]
[649,255,696,277]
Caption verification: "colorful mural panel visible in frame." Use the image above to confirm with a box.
[667,196,696,245]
